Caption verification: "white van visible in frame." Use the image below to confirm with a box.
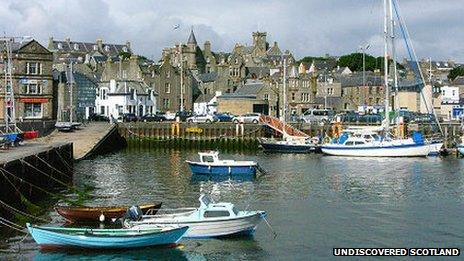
[299,109,334,123]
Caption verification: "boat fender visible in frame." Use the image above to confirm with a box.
[99,213,105,222]
[228,166,231,174]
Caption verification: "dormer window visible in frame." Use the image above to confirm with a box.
[93,45,98,51]
[57,43,62,49]
[122,46,128,52]
[73,43,79,50]
[105,45,110,52]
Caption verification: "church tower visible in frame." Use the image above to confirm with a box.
[185,29,198,69]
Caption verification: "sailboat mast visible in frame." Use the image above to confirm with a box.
[389,0,398,112]
[69,61,74,123]
[283,57,287,123]
[383,0,390,132]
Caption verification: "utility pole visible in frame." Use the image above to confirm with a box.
[179,44,184,112]
[282,56,287,122]
[69,61,74,123]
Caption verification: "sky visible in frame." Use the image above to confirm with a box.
[1,0,462,62]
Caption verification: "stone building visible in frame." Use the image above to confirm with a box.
[0,40,54,122]
[340,73,385,110]
[48,37,132,63]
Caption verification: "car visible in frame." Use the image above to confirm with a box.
[175,111,194,122]
[232,113,261,124]
[88,113,109,122]
[140,113,167,122]
[215,112,235,122]
[186,114,218,123]
[122,113,138,122]
[299,109,335,123]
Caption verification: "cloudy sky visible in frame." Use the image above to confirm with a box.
[1,0,462,62]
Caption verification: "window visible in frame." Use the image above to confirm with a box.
[93,45,98,51]
[24,103,42,118]
[122,70,127,79]
[203,211,230,218]
[163,98,170,109]
[264,93,269,100]
[201,156,215,163]
[73,43,79,50]
[345,141,354,146]
[24,84,41,94]
[292,92,295,101]
[105,45,110,52]
[165,83,171,93]
[101,89,108,100]
[57,43,62,49]
[166,70,171,78]
[100,106,105,114]
[26,62,40,75]
[354,141,365,145]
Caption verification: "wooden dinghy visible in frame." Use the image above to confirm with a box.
[55,202,162,223]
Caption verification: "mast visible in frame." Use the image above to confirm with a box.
[383,0,390,133]
[3,38,17,133]
[69,61,74,123]
[179,45,184,112]
[389,0,399,111]
[282,56,287,123]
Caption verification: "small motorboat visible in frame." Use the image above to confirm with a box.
[259,136,318,153]
[186,151,257,175]
[26,223,188,249]
[124,195,266,238]
[55,202,162,223]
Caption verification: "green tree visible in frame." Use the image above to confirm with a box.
[448,66,464,81]
[118,51,131,60]
[338,53,404,72]
[297,56,329,64]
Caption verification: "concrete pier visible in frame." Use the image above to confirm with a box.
[38,122,125,160]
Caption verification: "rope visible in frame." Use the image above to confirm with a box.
[262,215,278,239]
[0,219,27,233]
[0,198,48,223]
[0,217,24,230]
[34,154,71,179]
[0,168,60,197]
[54,148,73,172]
[20,159,73,189]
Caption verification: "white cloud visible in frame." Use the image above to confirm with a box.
[0,0,461,62]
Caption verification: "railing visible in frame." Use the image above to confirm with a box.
[259,115,309,137]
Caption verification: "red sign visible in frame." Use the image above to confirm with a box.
[20,98,49,103]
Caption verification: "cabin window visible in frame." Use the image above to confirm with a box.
[201,156,214,163]
[232,207,239,215]
[354,141,365,145]
[203,211,230,218]
[363,135,372,140]
[345,141,354,146]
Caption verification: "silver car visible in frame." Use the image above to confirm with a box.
[232,113,261,124]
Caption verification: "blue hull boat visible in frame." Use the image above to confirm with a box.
[186,151,257,175]
[26,223,188,249]
[458,145,464,156]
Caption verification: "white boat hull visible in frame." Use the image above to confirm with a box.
[321,143,432,157]
[129,212,264,238]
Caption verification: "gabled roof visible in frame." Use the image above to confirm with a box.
[194,93,216,103]
[199,72,218,83]
[246,67,270,79]
[234,81,265,96]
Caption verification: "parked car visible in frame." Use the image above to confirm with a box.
[140,113,167,122]
[164,112,176,121]
[122,113,138,122]
[175,111,194,122]
[232,113,261,124]
[215,112,235,122]
[186,114,218,123]
[299,109,335,123]
[88,113,109,122]
[335,112,383,124]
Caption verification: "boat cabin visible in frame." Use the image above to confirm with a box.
[197,195,239,219]
[198,151,220,163]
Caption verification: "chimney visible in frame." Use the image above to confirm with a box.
[65,37,70,44]
[96,38,103,51]
[48,37,54,50]
[125,41,131,51]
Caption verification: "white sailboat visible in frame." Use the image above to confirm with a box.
[321,0,442,157]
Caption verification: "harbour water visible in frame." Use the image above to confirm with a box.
[2,149,464,260]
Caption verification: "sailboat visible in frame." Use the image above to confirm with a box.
[321,0,443,157]
[259,57,318,153]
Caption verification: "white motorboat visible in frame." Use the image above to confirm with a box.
[186,151,258,175]
[124,195,266,238]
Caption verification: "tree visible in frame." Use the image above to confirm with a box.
[448,66,464,81]
[337,53,404,72]
[297,56,330,64]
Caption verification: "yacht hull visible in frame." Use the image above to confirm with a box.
[321,143,433,157]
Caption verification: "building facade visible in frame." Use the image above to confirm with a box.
[0,40,54,122]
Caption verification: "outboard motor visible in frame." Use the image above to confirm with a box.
[123,205,143,222]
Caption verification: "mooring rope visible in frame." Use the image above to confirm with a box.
[0,217,24,230]
[53,149,73,172]
[0,168,59,197]
[19,159,73,189]
[0,219,27,233]
[34,155,71,179]
[0,198,48,223]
